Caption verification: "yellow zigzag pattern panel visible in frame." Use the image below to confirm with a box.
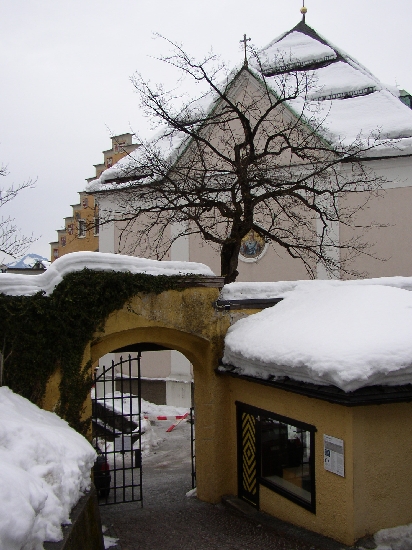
[242,412,257,496]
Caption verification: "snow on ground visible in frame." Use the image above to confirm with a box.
[95,392,188,424]
[0,387,96,550]
[94,392,189,465]
[0,251,215,296]
[222,280,412,392]
[103,535,119,549]
[359,522,412,550]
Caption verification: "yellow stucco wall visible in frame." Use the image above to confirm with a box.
[221,376,412,545]
[86,286,234,502]
[224,377,356,544]
[40,284,412,546]
[352,403,412,540]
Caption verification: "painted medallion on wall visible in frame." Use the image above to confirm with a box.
[239,230,267,263]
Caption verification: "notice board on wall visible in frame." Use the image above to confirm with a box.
[324,434,345,477]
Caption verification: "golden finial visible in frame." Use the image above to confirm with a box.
[300,1,307,21]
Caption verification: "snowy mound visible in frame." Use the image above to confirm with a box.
[0,387,96,549]
[222,284,412,392]
[0,251,215,296]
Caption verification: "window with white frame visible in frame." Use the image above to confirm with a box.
[78,219,86,238]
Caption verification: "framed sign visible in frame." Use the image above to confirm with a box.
[324,434,344,477]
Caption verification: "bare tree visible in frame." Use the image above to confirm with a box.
[0,165,37,258]
[96,39,386,283]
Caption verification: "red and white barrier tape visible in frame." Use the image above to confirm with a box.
[143,413,189,421]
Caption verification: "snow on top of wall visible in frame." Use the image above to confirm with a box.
[222,278,412,392]
[0,251,215,296]
[220,276,412,301]
[0,387,96,549]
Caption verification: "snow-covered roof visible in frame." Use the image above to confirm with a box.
[86,19,412,194]
[259,30,337,74]
[222,278,412,392]
[6,253,50,270]
[0,251,215,296]
[259,20,412,155]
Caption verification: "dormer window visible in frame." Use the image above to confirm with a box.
[399,90,412,109]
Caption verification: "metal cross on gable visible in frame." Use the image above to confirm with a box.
[240,33,251,67]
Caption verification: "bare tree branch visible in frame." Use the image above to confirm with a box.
[94,38,389,283]
[0,167,37,258]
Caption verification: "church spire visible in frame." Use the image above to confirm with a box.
[300,0,307,23]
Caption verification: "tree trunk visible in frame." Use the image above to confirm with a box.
[221,240,242,284]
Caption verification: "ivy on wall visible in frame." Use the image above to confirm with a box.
[0,269,187,435]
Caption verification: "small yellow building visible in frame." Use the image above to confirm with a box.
[216,368,412,546]
[83,275,412,546]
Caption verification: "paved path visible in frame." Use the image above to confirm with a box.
[99,421,348,550]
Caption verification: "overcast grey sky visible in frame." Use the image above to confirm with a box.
[1,0,411,262]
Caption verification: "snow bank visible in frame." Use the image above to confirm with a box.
[365,522,412,550]
[0,387,96,549]
[0,251,215,296]
[222,283,412,392]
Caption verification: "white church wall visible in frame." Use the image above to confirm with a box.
[341,185,412,278]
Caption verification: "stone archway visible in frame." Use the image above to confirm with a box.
[83,284,233,504]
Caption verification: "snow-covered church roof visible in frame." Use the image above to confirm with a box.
[258,19,412,156]
[86,18,412,193]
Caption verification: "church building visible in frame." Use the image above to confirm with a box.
[84,12,412,410]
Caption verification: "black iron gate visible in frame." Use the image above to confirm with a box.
[92,353,143,506]
[190,407,196,489]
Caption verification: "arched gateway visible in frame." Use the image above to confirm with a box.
[5,253,412,546]
[75,280,233,505]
